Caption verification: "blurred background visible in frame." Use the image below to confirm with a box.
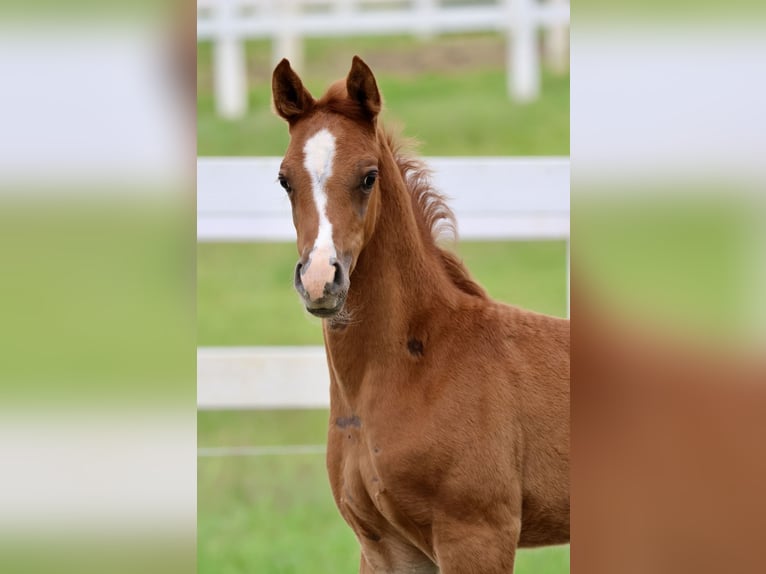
[196,0,570,572]
[1,0,763,572]
[0,0,762,573]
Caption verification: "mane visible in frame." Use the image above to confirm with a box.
[384,130,487,299]
[316,82,486,298]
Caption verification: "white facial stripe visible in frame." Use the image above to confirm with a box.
[303,128,337,255]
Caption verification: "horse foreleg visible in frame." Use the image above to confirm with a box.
[357,541,439,573]
[432,513,521,574]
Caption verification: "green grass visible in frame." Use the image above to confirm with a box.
[198,411,349,572]
[198,454,358,574]
[197,241,568,346]
[199,410,331,448]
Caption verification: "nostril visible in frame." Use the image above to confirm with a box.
[294,262,305,293]
[332,261,343,286]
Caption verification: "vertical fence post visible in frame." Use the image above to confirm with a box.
[508,0,539,102]
[415,0,437,41]
[213,0,248,119]
[273,0,303,72]
[566,238,570,318]
[337,0,354,17]
[543,0,569,74]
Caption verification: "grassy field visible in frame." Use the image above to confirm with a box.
[198,32,570,574]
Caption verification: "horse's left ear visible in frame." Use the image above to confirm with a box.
[346,55,381,121]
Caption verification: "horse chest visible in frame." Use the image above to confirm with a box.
[330,428,399,528]
[328,423,436,562]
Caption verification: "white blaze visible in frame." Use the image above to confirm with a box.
[303,128,337,256]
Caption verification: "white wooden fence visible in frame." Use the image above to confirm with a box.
[198,156,569,242]
[197,156,569,409]
[197,0,570,118]
[199,347,331,409]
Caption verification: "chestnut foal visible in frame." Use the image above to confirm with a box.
[272,56,569,574]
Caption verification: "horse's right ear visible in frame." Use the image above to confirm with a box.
[272,59,315,123]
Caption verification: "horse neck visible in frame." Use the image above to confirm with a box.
[324,130,458,376]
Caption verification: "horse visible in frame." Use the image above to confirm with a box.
[272,56,570,574]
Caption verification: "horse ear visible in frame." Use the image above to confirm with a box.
[272,59,315,123]
[346,55,381,121]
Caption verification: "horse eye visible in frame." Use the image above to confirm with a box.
[362,171,377,191]
[278,175,291,193]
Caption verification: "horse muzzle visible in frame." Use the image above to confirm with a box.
[294,253,350,317]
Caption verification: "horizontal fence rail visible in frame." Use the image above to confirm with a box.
[197,1,570,39]
[198,346,331,409]
[197,156,570,242]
